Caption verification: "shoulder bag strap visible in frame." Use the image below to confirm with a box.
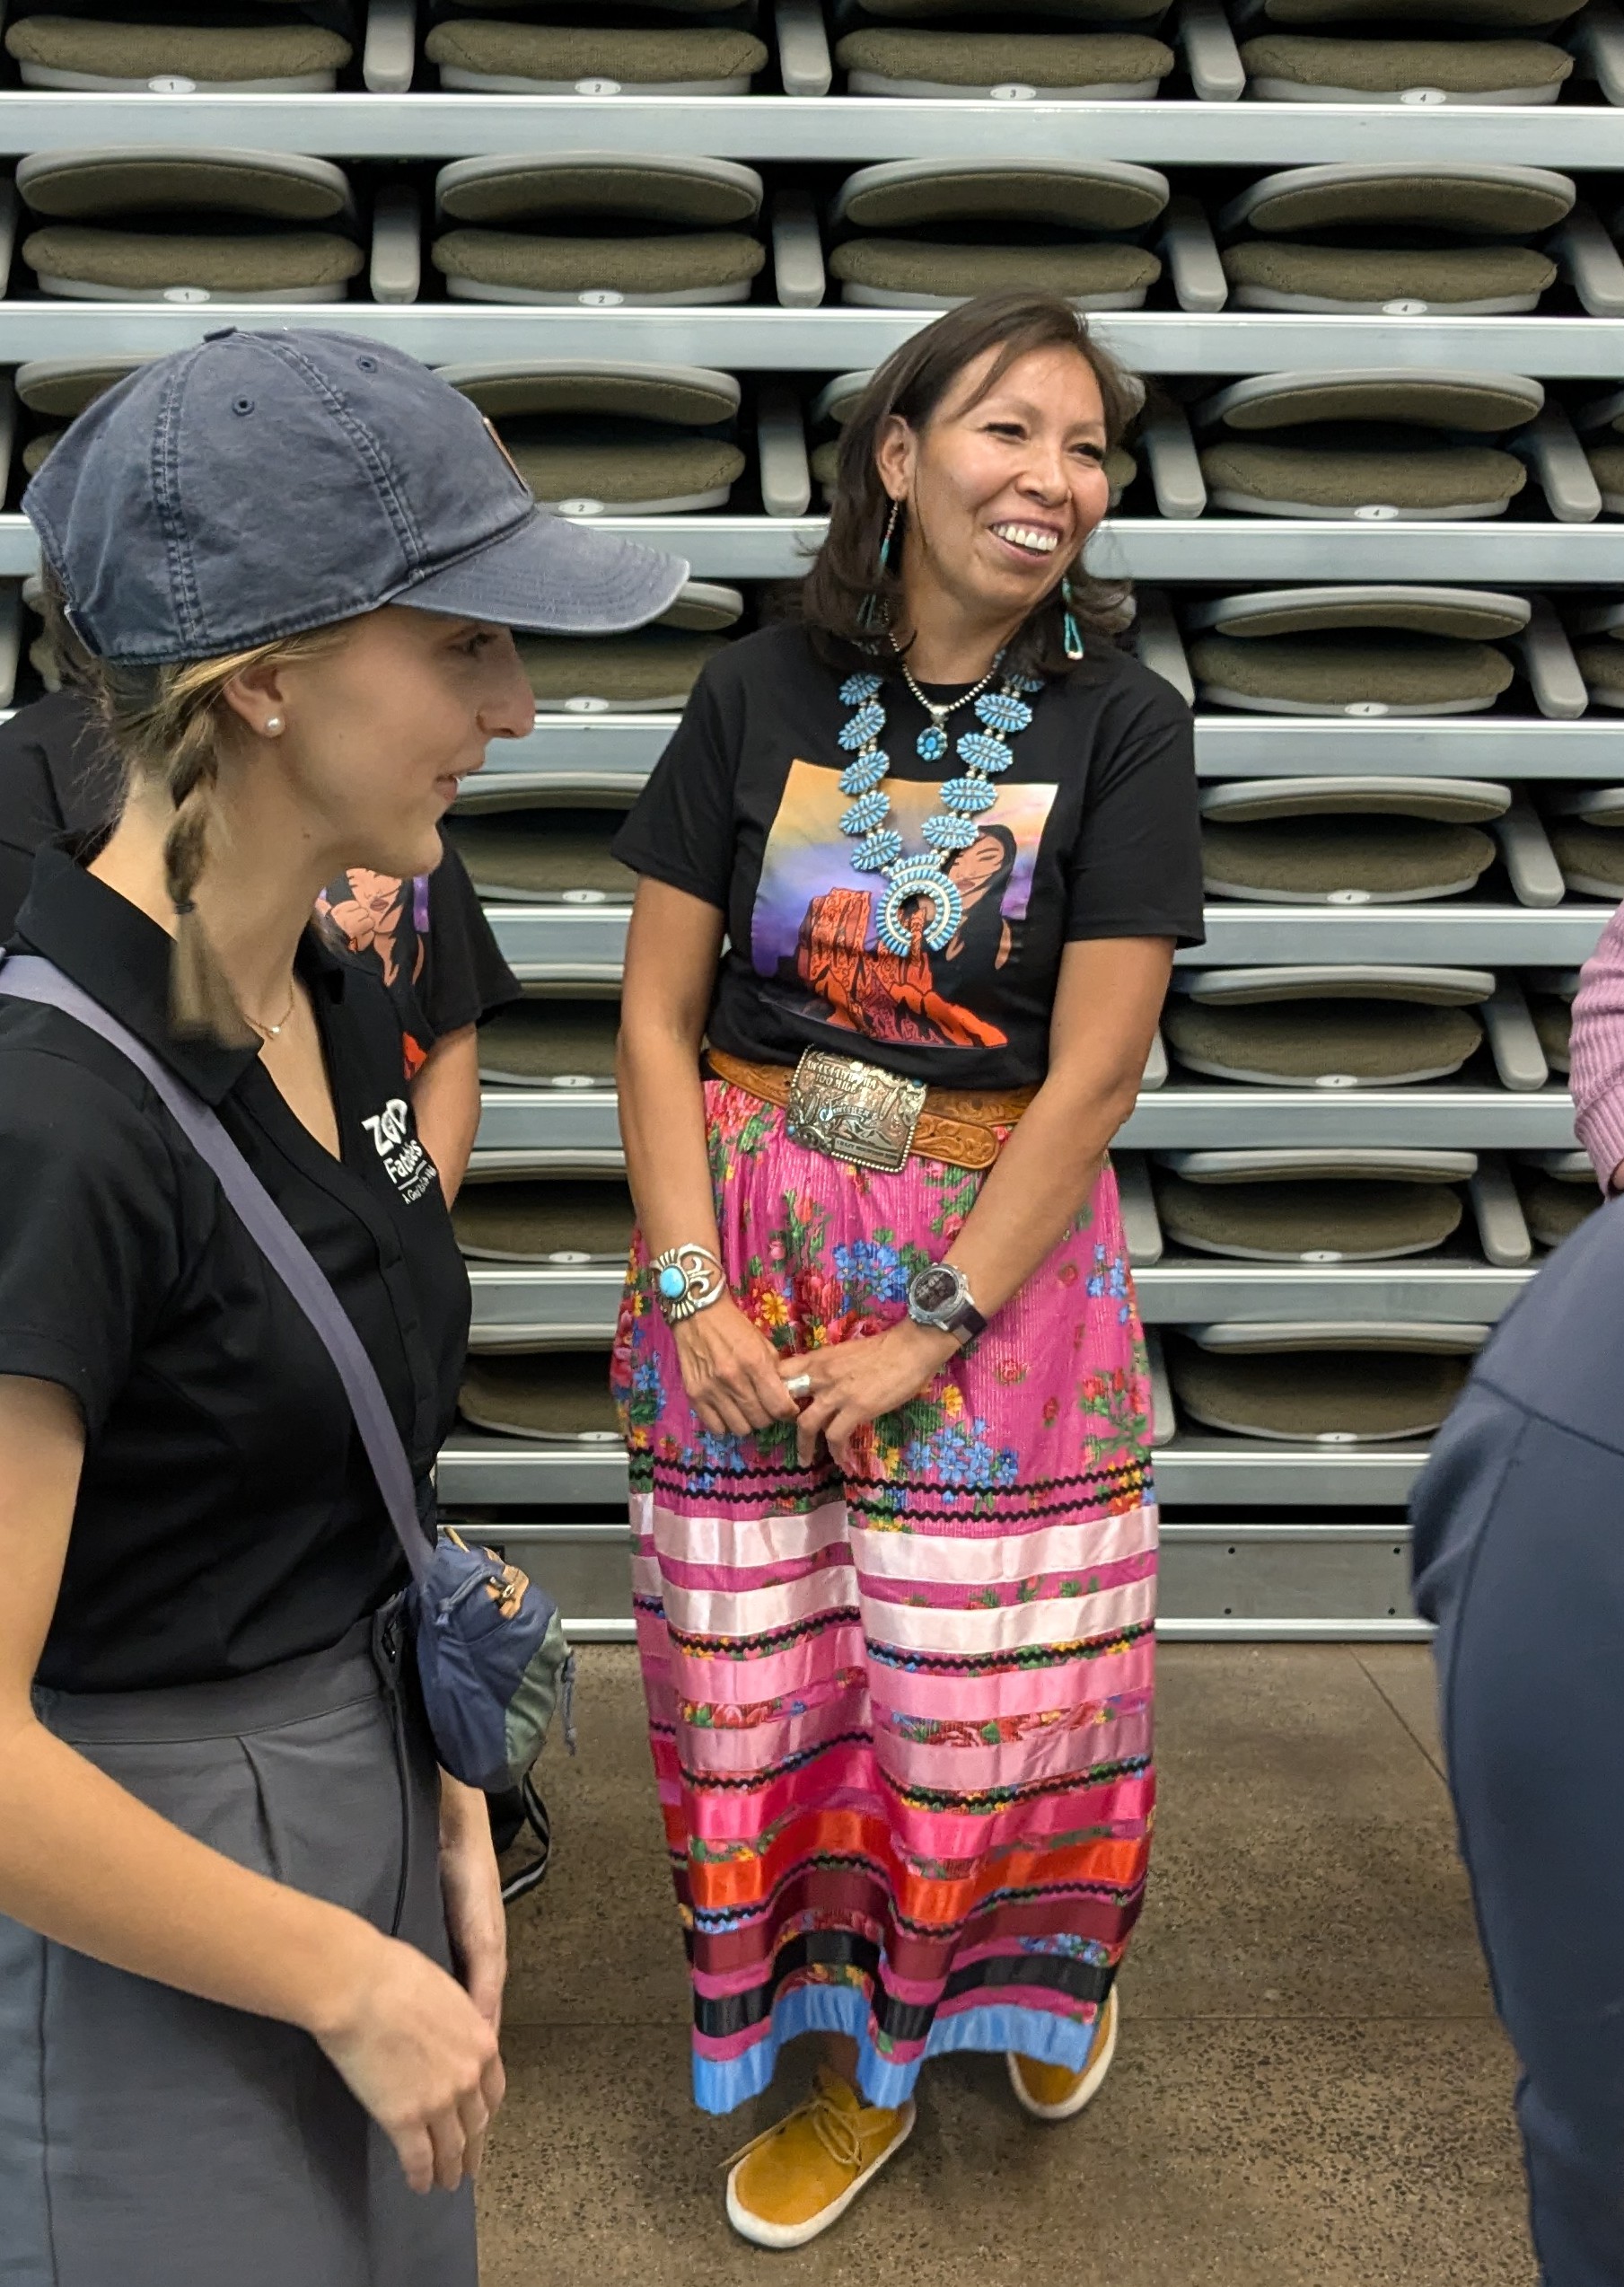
[0,952,433,1586]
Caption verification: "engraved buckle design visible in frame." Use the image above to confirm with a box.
[786,1048,926,1174]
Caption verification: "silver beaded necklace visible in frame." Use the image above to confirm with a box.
[893,649,1005,765]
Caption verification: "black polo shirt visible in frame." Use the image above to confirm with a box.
[0,844,471,1693]
[0,688,521,1076]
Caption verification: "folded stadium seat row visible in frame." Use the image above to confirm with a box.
[1143,1148,1524,1265]
[820,158,1228,313]
[1158,963,1550,1090]
[1215,163,1623,317]
[1157,1323,1482,1447]
[0,150,821,311]
[477,1001,621,1086]
[1172,368,1603,526]
[8,154,1624,320]
[1,0,422,92]
[1194,770,1572,911]
[444,811,641,906]
[459,1352,625,1443]
[1142,1137,1590,1441]
[418,0,852,96]
[429,153,828,307]
[1128,1141,1562,1282]
[14,0,1624,99]
[425,0,773,94]
[1147,584,1588,723]
[828,0,1250,101]
[1230,0,1624,103]
[5,0,360,90]
[0,0,837,95]
[693,160,1624,321]
[0,148,427,303]
[455,1176,635,1263]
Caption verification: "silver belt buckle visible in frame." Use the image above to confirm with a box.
[786,1048,926,1174]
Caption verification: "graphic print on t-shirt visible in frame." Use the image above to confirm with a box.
[751,761,1058,1052]
[315,866,433,1078]
[362,1094,440,1206]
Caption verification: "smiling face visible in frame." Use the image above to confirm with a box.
[223,603,535,882]
[875,342,1112,655]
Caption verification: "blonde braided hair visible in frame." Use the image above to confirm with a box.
[41,571,346,1044]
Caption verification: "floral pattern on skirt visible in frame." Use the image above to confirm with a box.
[611,1081,1157,2114]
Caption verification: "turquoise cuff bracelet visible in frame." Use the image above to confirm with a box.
[652,1242,726,1324]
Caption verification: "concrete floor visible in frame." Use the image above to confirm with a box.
[480,1645,1534,2287]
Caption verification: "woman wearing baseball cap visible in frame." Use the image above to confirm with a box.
[0,328,687,2286]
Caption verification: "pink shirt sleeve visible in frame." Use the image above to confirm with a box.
[1570,899,1624,1191]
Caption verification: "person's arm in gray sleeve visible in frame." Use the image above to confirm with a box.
[1570,901,1624,1192]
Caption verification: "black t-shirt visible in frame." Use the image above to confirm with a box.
[610,623,1204,1091]
[0,688,521,1079]
[0,845,471,1693]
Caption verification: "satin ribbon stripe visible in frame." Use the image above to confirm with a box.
[611,1083,1156,2114]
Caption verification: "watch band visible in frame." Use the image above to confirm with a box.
[943,1294,987,1342]
[906,1262,986,1341]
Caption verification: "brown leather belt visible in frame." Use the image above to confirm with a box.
[707,1046,1034,1173]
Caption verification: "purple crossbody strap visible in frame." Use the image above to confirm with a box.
[0,953,432,1587]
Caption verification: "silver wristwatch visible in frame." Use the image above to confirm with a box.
[905,1262,987,1342]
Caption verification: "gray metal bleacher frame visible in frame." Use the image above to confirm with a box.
[2,74,1618,1639]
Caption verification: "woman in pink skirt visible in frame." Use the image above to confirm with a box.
[610,290,1203,2248]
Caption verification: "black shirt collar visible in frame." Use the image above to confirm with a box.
[9,839,350,1107]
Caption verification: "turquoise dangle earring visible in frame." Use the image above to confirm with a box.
[859,498,901,630]
[1061,574,1085,663]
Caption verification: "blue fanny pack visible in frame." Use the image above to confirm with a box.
[1,953,574,1796]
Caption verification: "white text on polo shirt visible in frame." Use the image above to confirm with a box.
[363,1096,439,1206]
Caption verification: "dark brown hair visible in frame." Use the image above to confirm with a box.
[796,289,1140,677]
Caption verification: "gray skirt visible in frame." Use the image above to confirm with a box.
[0,1607,478,2287]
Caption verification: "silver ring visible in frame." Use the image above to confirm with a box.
[786,1372,813,1398]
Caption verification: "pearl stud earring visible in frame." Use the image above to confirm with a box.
[263,716,284,735]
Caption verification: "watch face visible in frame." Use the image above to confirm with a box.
[912,1265,962,1316]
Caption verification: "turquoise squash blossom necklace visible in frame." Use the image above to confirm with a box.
[837,655,1042,957]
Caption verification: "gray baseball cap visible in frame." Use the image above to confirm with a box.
[22,325,690,664]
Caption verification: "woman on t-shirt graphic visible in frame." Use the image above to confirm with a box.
[780,822,1018,1050]
[610,290,1204,2249]
[935,821,1017,989]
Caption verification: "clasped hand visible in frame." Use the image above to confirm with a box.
[672,1294,958,1467]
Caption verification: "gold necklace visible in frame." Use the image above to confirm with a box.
[245,982,298,1040]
